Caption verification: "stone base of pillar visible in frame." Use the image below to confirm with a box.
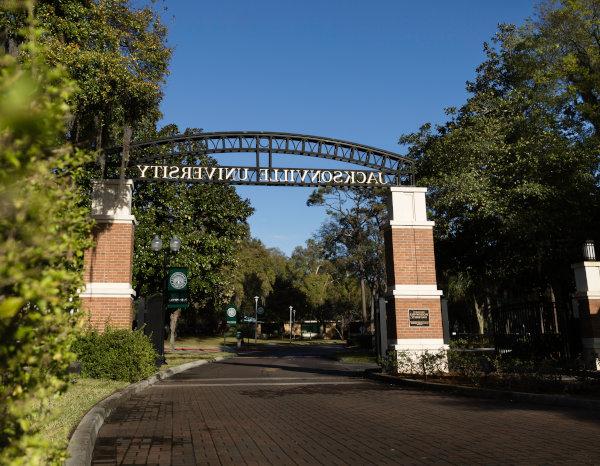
[385,295,448,374]
[581,338,600,370]
[81,296,134,331]
[387,338,449,374]
[572,260,600,370]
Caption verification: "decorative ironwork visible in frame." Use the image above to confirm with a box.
[103,131,415,186]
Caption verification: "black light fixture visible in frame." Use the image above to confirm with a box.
[583,240,596,261]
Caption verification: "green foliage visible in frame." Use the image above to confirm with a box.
[72,328,157,382]
[228,237,286,316]
[308,187,388,296]
[0,0,172,147]
[393,350,447,379]
[132,126,254,333]
[400,1,600,331]
[447,349,494,384]
[0,7,92,464]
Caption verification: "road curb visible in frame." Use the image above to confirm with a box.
[365,371,600,411]
[66,356,228,466]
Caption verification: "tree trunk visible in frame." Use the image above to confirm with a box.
[360,278,368,328]
[474,296,485,335]
[119,123,132,181]
[169,309,181,351]
[369,293,376,334]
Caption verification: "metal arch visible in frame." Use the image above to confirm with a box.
[104,131,415,185]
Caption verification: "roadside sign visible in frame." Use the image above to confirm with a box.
[225,305,237,325]
[257,306,265,315]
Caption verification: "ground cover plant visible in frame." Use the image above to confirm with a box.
[383,341,600,397]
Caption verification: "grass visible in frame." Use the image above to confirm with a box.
[160,351,232,371]
[333,348,378,364]
[169,335,229,348]
[32,350,231,450]
[170,334,345,348]
[31,378,129,451]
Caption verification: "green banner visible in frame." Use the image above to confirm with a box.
[167,267,188,308]
[224,304,237,325]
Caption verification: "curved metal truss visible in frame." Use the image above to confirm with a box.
[103,131,415,186]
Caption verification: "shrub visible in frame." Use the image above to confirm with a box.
[72,328,157,382]
[447,349,495,383]
[380,350,399,374]
[392,349,447,379]
[0,12,92,464]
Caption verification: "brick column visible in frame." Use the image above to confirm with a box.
[572,251,600,369]
[383,186,446,363]
[80,180,136,331]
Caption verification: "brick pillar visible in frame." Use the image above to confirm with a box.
[383,186,446,364]
[572,247,600,369]
[80,180,136,331]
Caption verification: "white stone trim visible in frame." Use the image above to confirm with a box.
[574,292,600,300]
[572,261,600,296]
[389,338,447,350]
[389,186,428,193]
[388,221,435,228]
[80,282,136,298]
[93,215,137,224]
[91,179,134,221]
[571,261,600,269]
[386,186,434,227]
[389,284,443,299]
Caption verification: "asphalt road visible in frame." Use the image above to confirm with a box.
[91,344,600,465]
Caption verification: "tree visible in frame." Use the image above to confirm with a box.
[400,1,600,332]
[132,126,254,334]
[288,240,332,323]
[0,6,92,463]
[227,238,287,318]
[1,0,171,151]
[308,186,388,327]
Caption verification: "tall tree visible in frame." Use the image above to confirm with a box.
[401,0,600,332]
[308,186,388,326]
[227,238,287,317]
[0,0,171,150]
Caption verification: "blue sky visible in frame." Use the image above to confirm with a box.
[159,1,535,255]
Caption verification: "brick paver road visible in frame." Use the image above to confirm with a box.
[91,345,600,465]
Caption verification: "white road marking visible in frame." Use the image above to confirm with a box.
[153,381,367,388]
[164,377,345,382]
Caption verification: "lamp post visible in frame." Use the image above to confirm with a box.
[254,296,259,343]
[289,306,293,342]
[151,234,181,363]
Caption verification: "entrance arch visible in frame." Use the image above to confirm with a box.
[82,131,446,360]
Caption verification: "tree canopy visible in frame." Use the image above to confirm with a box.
[400,0,600,332]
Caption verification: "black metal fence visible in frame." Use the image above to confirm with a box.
[451,299,582,360]
[490,300,581,359]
